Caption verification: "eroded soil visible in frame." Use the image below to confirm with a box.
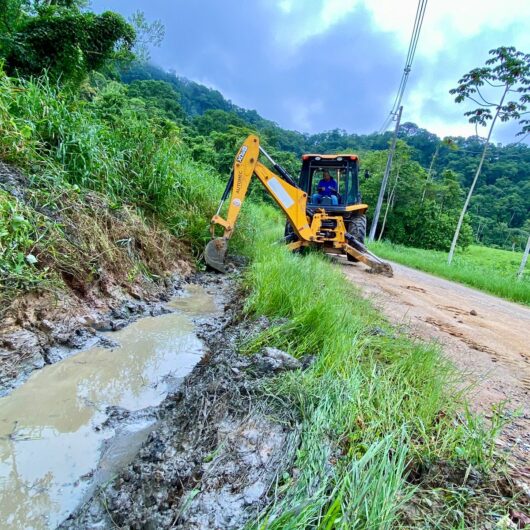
[0,279,228,528]
[342,259,530,470]
[0,160,193,396]
[61,280,299,529]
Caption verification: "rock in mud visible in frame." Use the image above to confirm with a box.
[253,347,302,373]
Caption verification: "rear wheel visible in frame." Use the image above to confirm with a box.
[346,214,367,262]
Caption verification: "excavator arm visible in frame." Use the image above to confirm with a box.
[205,135,312,271]
[204,134,392,277]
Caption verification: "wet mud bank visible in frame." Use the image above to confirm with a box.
[62,279,301,530]
[1,275,235,529]
[0,274,190,397]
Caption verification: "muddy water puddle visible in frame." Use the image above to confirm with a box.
[0,284,217,529]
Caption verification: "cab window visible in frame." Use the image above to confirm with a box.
[310,167,345,204]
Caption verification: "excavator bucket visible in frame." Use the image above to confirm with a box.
[204,237,228,273]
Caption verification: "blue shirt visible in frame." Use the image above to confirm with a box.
[317,178,338,197]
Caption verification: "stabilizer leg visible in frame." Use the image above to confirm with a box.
[344,234,393,277]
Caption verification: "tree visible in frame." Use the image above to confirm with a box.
[2,2,135,84]
[447,46,530,264]
[128,10,164,62]
[128,80,185,122]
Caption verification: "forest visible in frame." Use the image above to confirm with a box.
[123,61,530,252]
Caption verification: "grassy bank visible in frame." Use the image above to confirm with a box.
[369,241,530,306]
[0,72,260,306]
[242,237,514,529]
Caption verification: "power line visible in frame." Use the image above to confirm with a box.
[369,106,403,242]
[369,0,428,242]
[378,0,428,133]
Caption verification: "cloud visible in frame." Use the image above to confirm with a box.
[287,0,530,57]
[92,0,530,143]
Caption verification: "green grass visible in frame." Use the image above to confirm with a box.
[369,241,530,306]
[0,71,262,299]
[242,234,509,529]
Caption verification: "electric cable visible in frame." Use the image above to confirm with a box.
[378,0,428,133]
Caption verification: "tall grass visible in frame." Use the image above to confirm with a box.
[244,238,504,528]
[0,72,260,255]
[0,71,264,302]
[370,241,530,306]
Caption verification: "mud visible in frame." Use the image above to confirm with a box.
[0,279,186,397]
[61,288,300,530]
[0,280,229,529]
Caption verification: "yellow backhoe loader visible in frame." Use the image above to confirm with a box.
[204,134,392,276]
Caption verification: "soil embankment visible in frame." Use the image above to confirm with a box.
[0,160,192,395]
[342,259,530,468]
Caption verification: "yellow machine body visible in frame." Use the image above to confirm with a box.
[206,134,392,276]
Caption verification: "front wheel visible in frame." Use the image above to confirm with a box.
[346,214,367,262]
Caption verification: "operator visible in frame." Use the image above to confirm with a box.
[312,170,338,205]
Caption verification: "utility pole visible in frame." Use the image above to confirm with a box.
[369,105,403,242]
[518,234,530,280]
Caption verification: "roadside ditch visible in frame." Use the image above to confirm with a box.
[1,265,529,529]
[0,271,303,529]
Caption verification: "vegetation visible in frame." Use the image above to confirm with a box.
[1,0,135,84]
[447,46,530,263]
[0,188,52,296]
[121,61,529,253]
[0,70,261,305]
[359,144,474,250]
[370,241,530,305]
[243,237,512,528]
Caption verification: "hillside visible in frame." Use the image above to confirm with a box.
[123,62,530,251]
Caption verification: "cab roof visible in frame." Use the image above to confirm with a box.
[301,154,358,161]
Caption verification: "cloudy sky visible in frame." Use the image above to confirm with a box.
[92,0,529,143]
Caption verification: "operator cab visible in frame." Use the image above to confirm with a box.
[299,154,362,212]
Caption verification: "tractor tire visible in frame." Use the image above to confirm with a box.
[347,214,367,262]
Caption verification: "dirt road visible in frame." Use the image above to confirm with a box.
[342,259,530,467]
